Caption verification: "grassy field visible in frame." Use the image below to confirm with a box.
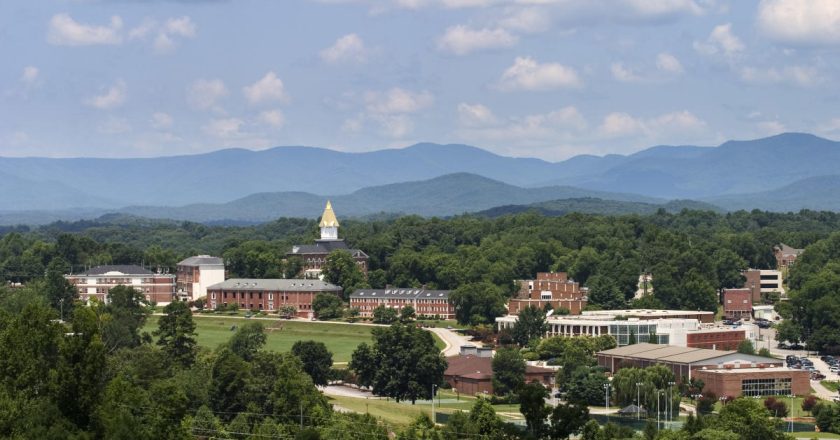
[823,381,840,393]
[144,316,374,362]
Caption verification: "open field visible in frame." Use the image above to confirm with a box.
[144,315,374,362]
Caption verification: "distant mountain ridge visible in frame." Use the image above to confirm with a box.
[2,132,840,214]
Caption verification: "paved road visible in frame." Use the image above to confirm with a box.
[427,327,477,357]
[321,385,374,399]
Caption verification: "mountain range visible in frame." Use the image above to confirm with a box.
[2,132,840,224]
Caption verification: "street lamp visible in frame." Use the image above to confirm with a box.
[668,381,676,423]
[657,390,665,430]
[788,394,794,433]
[603,383,612,421]
[431,384,437,425]
[636,382,644,420]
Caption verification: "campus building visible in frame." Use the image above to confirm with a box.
[497,310,743,349]
[206,278,342,318]
[287,201,368,278]
[66,264,176,305]
[722,288,753,320]
[444,354,555,395]
[508,272,588,315]
[774,243,804,268]
[349,288,455,319]
[596,343,809,397]
[743,269,785,302]
[176,255,225,301]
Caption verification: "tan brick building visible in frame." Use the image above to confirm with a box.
[66,265,175,305]
[349,288,454,319]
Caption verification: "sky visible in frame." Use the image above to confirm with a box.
[2,0,840,161]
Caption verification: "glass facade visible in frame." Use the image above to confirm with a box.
[741,378,792,397]
[608,323,668,346]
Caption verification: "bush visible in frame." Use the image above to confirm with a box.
[764,397,789,417]
[802,395,818,413]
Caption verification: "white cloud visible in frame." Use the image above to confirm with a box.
[656,52,684,74]
[498,7,551,33]
[20,66,39,85]
[756,120,786,135]
[619,0,704,19]
[598,110,707,139]
[757,0,840,46]
[84,80,127,110]
[372,114,414,138]
[498,56,582,90]
[187,78,228,110]
[739,65,821,87]
[165,17,197,38]
[693,23,743,57]
[243,72,288,105]
[610,62,642,82]
[457,103,498,127]
[818,118,840,135]
[203,118,245,139]
[437,26,518,55]
[47,13,123,46]
[320,34,368,64]
[258,109,286,128]
[364,87,434,114]
[441,0,499,7]
[150,112,173,129]
[128,16,197,54]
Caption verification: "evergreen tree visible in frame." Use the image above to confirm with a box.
[154,300,198,367]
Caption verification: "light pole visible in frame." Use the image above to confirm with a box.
[59,298,64,322]
[789,394,794,432]
[657,390,664,430]
[431,384,437,425]
[636,382,644,420]
[603,383,611,421]
[668,381,676,423]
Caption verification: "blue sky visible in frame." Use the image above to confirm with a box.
[2,0,840,161]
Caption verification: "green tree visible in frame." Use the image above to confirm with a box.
[737,339,756,355]
[55,305,106,430]
[98,285,151,352]
[550,402,589,440]
[348,324,446,403]
[717,397,789,440]
[348,342,376,388]
[518,381,549,437]
[775,320,803,345]
[511,306,548,347]
[209,348,250,421]
[399,305,416,322]
[312,293,344,320]
[226,321,266,362]
[322,250,368,299]
[491,348,525,396]
[586,275,625,310]
[450,282,507,326]
[154,300,198,367]
[291,340,333,386]
[372,305,398,324]
[44,257,78,319]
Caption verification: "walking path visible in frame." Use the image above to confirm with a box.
[426,327,477,357]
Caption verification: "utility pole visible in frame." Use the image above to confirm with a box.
[432,384,437,425]
[668,381,676,424]
[603,383,611,422]
[636,382,643,420]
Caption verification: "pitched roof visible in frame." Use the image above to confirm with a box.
[76,265,155,276]
[319,200,340,228]
[177,255,224,267]
[350,288,452,300]
[207,278,342,292]
[287,240,368,258]
[597,343,779,365]
[444,355,554,379]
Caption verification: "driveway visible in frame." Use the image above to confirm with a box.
[426,327,478,357]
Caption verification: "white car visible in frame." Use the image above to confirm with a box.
[830,366,840,373]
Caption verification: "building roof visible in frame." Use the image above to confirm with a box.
[74,265,155,276]
[582,309,714,319]
[177,255,224,267]
[597,343,777,365]
[287,240,369,258]
[207,278,342,292]
[775,243,804,255]
[350,288,452,300]
[444,355,553,380]
[695,366,806,375]
[319,200,340,228]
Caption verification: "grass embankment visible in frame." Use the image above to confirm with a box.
[144,315,374,362]
[822,381,840,393]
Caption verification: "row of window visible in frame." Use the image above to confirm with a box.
[741,378,791,397]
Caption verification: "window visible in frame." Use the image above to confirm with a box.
[741,378,791,397]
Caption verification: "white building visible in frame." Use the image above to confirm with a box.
[176,255,225,301]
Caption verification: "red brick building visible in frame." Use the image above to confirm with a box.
[206,278,342,318]
[722,288,753,320]
[176,255,225,301]
[66,265,175,305]
[685,328,746,350]
[444,355,555,395]
[508,272,588,315]
[693,367,810,398]
[349,288,454,319]
[774,243,803,269]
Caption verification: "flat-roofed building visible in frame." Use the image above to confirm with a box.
[744,269,785,302]
[596,343,808,396]
[497,312,744,349]
[349,288,454,319]
[508,272,588,315]
[66,265,176,305]
[723,288,752,320]
[581,309,715,323]
[206,278,342,318]
[176,255,225,301]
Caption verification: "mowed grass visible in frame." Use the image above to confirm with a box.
[144,316,374,362]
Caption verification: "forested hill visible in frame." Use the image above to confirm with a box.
[4,132,840,212]
[474,198,722,217]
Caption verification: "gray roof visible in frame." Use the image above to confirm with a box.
[207,278,342,292]
[350,288,452,300]
[598,343,778,365]
[76,265,155,276]
[177,255,224,267]
[288,240,368,258]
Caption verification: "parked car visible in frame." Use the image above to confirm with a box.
[812,372,827,380]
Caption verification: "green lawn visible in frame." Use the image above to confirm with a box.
[144,316,374,362]
[326,390,523,427]
[823,381,840,393]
